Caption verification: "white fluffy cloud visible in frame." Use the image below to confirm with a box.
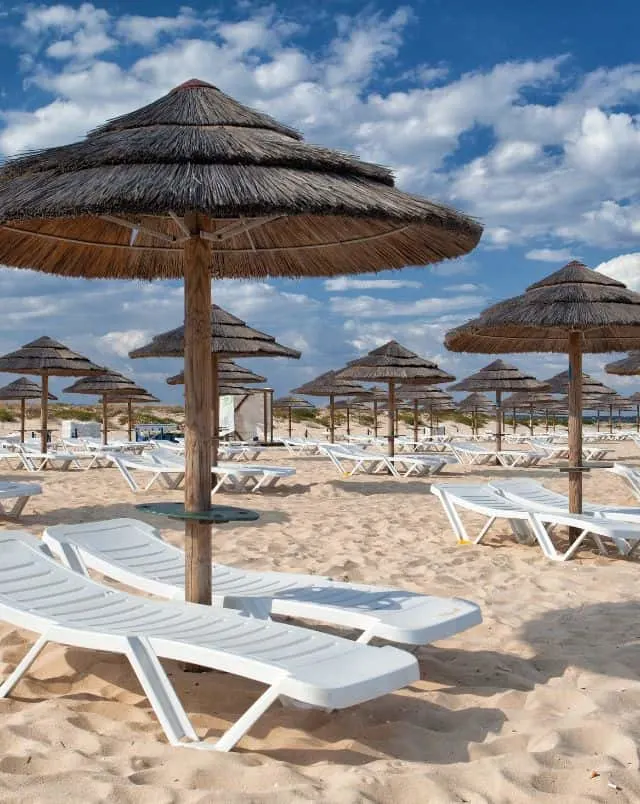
[525,248,577,263]
[324,277,422,291]
[330,294,484,318]
[595,252,640,289]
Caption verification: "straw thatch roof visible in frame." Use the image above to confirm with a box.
[605,352,640,376]
[397,386,454,403]
[273,395,314,409]
[291,370,365,397]
[0,337,106,377]
[502,391,556,408]
[0,377,57,401]
[445,262,640,354]
[448,360,548,392]
[336,341,455,384]
[130,305,300,359]
[166,359,267,386]
[0,80,482,280]
[456,392,494,412]
[590,393,633,410]
[543,370,614,396]
[106,392,160,403]
[63,370,147,396]
[628,392,640,404]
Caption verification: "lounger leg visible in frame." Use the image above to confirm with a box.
[475,516,496,544]
[0,634,49,698]
[7,497,28,517]
[528,515,562,561]
[355,628,376,644]
[214,683,283,752]
[439,495,471,543]
[125,636,200,746]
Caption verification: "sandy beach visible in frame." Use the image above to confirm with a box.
[0,423,638,802]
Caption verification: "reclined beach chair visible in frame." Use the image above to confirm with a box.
[282,438,323,456]
[43,518,482,646]
[609,463,640,501]
[385,453,450,477]
[109,453,186,492]
[0,481,41,517]
[431,483,640,561]
[489,478,640,524]
[321,444,397,476]
[213,463,296,493]
[17,446,92,472]
[0,532,419,752]
[493,449,546,468]
[449,442,496,465]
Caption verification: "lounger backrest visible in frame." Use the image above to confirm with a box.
[431,484,530,514]
[491,479,568,509]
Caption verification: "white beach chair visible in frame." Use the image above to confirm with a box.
[0,481,42,517]
[109,453,186,492]
[321,444,398,476]
[213,463,296,493]
[449,442,496,465]
[0,532,418,752]
[489,478,640,525]
[431,483,640,561]
[494,449,546,468]
[43,518,482,646]
[386,454,450,477]
[609,463,640,501]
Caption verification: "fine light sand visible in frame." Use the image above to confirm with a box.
[0,430,639,802]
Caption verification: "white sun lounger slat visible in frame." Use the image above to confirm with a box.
[43,519,482,646]
[0,532,419,752]
[431,483,640,561]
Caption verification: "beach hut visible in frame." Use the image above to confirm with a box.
[0,378,57,443]
[445,261,640,529]
[336,341,455,456]
[0,78,481,607]
[273,395,315,438]
[0,338,105,453]
[63,370,151,444]
[291,371,366,443]
[456,392,494,436]
[449,360,547,453]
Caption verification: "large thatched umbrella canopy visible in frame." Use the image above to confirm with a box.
[0,377,57,442]
[0,78,481,608]
[166,360,267,386]
[63,370,150,445]
[291,370,365,443]
[0,337,106,452]
[336,341,455,456]
[273,395,314,438]
[448,359,547,452]
[457,392,494,436]
[445,261,640,524]
[604,351,640,376]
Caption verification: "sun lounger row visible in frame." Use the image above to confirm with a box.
[320,444,450,477]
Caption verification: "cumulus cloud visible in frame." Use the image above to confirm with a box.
[525,248,577,262]
[324,277,422,291]
[595,253,640,289]
[330,294,484,318]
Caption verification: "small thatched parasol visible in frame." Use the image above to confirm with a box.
[457,392,494,436]
[273,395,314,438]
[104,391,160,441]
[0,337,106,452]
[604,351,640,376]
[133,305,298,460]
[502,390,556,435]
[445,261,640,528]
[0,377,57,442]
[291,370,366,443]
[0,78,481,608]
[63,370,150,444]
[166,359,267,387]
[397,385,455,441]
[448,360,547,452]
[590,392,633,434]
[627,392,640,432]
[336,341,455,456]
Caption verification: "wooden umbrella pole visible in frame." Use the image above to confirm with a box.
[429,407,433,435]
[329,395,335,443]
[545,409,549,432]
[472,408,476,436]
[512,407,516,433]
[20,398,25,443]
[495,389,502,457]
[596,408,600,432]
[127,399,133,441]
[183,215,213,607]
[263,389,268,444]
[609,404,613,434]
[568,331,583,532]
[373,399,378,438]
[41,372,48,454]
[102,396,108,445]
[413,398,419,442]
[388,380,395,457]
[269,388,274,442]
[288,405,292,438]
[346,405,350,436]
[211,353,219,467]
[636,404,639,433]
[529,404,534,435]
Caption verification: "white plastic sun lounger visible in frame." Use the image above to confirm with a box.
[321,444,397,476]
[431,483,640,561]
[42,518,482,646]
[449,442,496,465]
[213,463,296,493]
[109,453,186,492]
[494,450,546,468]
[0,532,419,752]
[609,463,640,501]
[489,479,640,527]
[0,481,41,517]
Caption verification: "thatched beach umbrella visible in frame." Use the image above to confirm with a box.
[0,337,105,452]
[445,261,640,527]
[273,395,314,437]
[336,341,455,456]
[63,370,150,444]
[291,370,366,443]
[0,377,57,443]
[398,385,455,441]
[590,393,633,433]
[449,360,547,453]
[166,359,267,387]
[457,392,493,436]
[133,304,298,461]
[502,391,555,435]
[626,392,640,432]
[105,391,160,442]
[0,79,481,607]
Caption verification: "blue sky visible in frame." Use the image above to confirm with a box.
[0,1,639,401]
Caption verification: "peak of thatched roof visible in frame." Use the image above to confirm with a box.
[543,370,614,395]
[336,340,455,384]
[273,395,314,408]
[0,336,106,377]
[291,369,366,397]
[445,263,640,354]
[130,304,300,359]
[605,351,640,376]
[166,359,267,386]
[456,392,494,411]
[63,370,146,396]
[0,81,481,281]
[0,377,57,400]
[449,360,548,392]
